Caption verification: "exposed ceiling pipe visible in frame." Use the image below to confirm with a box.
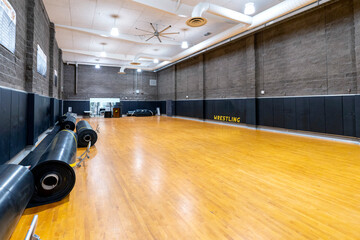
[186,3,253,27]
[131,54,172,65]
[118,67,127,74]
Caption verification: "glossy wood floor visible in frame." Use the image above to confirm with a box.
[11,117,360,239]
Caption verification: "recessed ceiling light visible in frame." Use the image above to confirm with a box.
[153,59,159,64]
[181,41,189,49]
[95,64,100,69]
[178,14,187,18]
[137,69,142,73]
[110,27,119,36]
[244,2,255,15]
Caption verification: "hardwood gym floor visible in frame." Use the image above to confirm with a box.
[11,117,360,239]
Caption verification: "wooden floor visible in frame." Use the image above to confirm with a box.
[11,117,360,239]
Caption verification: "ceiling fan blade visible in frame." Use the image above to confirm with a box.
[161,35,176,40]
[156,36,162,43]
[145,35,155,41]
[160,32,180,35]
[135,28,153,34]
[159,25,172,33]
[150,23,157,32]
[135,34,153,36]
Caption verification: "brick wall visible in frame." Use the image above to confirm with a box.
[62,64,158,100]
[0,0,27,91]
[157,0,360,100]
[0,0,63,98]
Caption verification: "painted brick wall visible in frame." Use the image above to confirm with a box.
[62,64,158,100]
[32,0,50,96]
[0,0,27,91]
[175,55,204,100]
[157,65,175,100]
[0,0,63,98]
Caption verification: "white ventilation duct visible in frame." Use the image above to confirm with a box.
[186,3,253,27]
[131,54,171,65]
[118,67,127,74]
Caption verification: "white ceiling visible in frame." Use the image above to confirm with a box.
[43,0,284,69]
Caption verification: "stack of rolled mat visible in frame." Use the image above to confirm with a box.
[76,120,98,147]
[60,113,76,131]
[27,129,78,208]
[0,164,34,240]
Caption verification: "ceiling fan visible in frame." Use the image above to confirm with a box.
[136,23,179,43]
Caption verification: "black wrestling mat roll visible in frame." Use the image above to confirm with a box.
[28,130,77,208]
[60,115,76,131]
[76,120,98,147]
[0,164,34,240]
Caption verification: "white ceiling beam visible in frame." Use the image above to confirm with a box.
[56,24,181,46]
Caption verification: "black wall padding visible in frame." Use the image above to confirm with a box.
[295,98,310,131]
[60,115,76,131]
[356,96,360,138]
[0,88,11,164]
[342,96,356,137]
[63,100,90,115]
[28,130,77,208]
[0,164,34,240]
[176,100,204,119]
[246,99,256,125]
[121,101,165,114]
[283,98,296,130]
[76,120,98,147]
[50,98,56,126]
[20,125,61,167]
[273,98,284,128]
[166,100,175,116]
[27,93,37,146]
[257,98,274,127]
[204,99,245,123]
[325,97,343,135]
[309,97,326,133]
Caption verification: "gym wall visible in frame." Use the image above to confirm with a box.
[62,64,165,114]
[157,0,360,138]
[0,0,64,164]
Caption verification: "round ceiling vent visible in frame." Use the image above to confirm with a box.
[130,62,141,66]
[186,17,207,27]
[118,71,126,74]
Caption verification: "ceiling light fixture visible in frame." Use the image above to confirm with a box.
[244,2,255,15]
[100,51,107,57]
[178,14,187,18]
[153,59,159,63]
[111,27,119,36]
[95,64,100,69]
[100,42,107,57]
[181,29,189,49]
[137,69,142,73]
[110,14,120,36]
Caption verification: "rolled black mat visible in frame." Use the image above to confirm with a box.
[76,120,98,147]
[28,130,77,208]
[59,112,72,123]
[60,115,76,131]
[0,164,34,240]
